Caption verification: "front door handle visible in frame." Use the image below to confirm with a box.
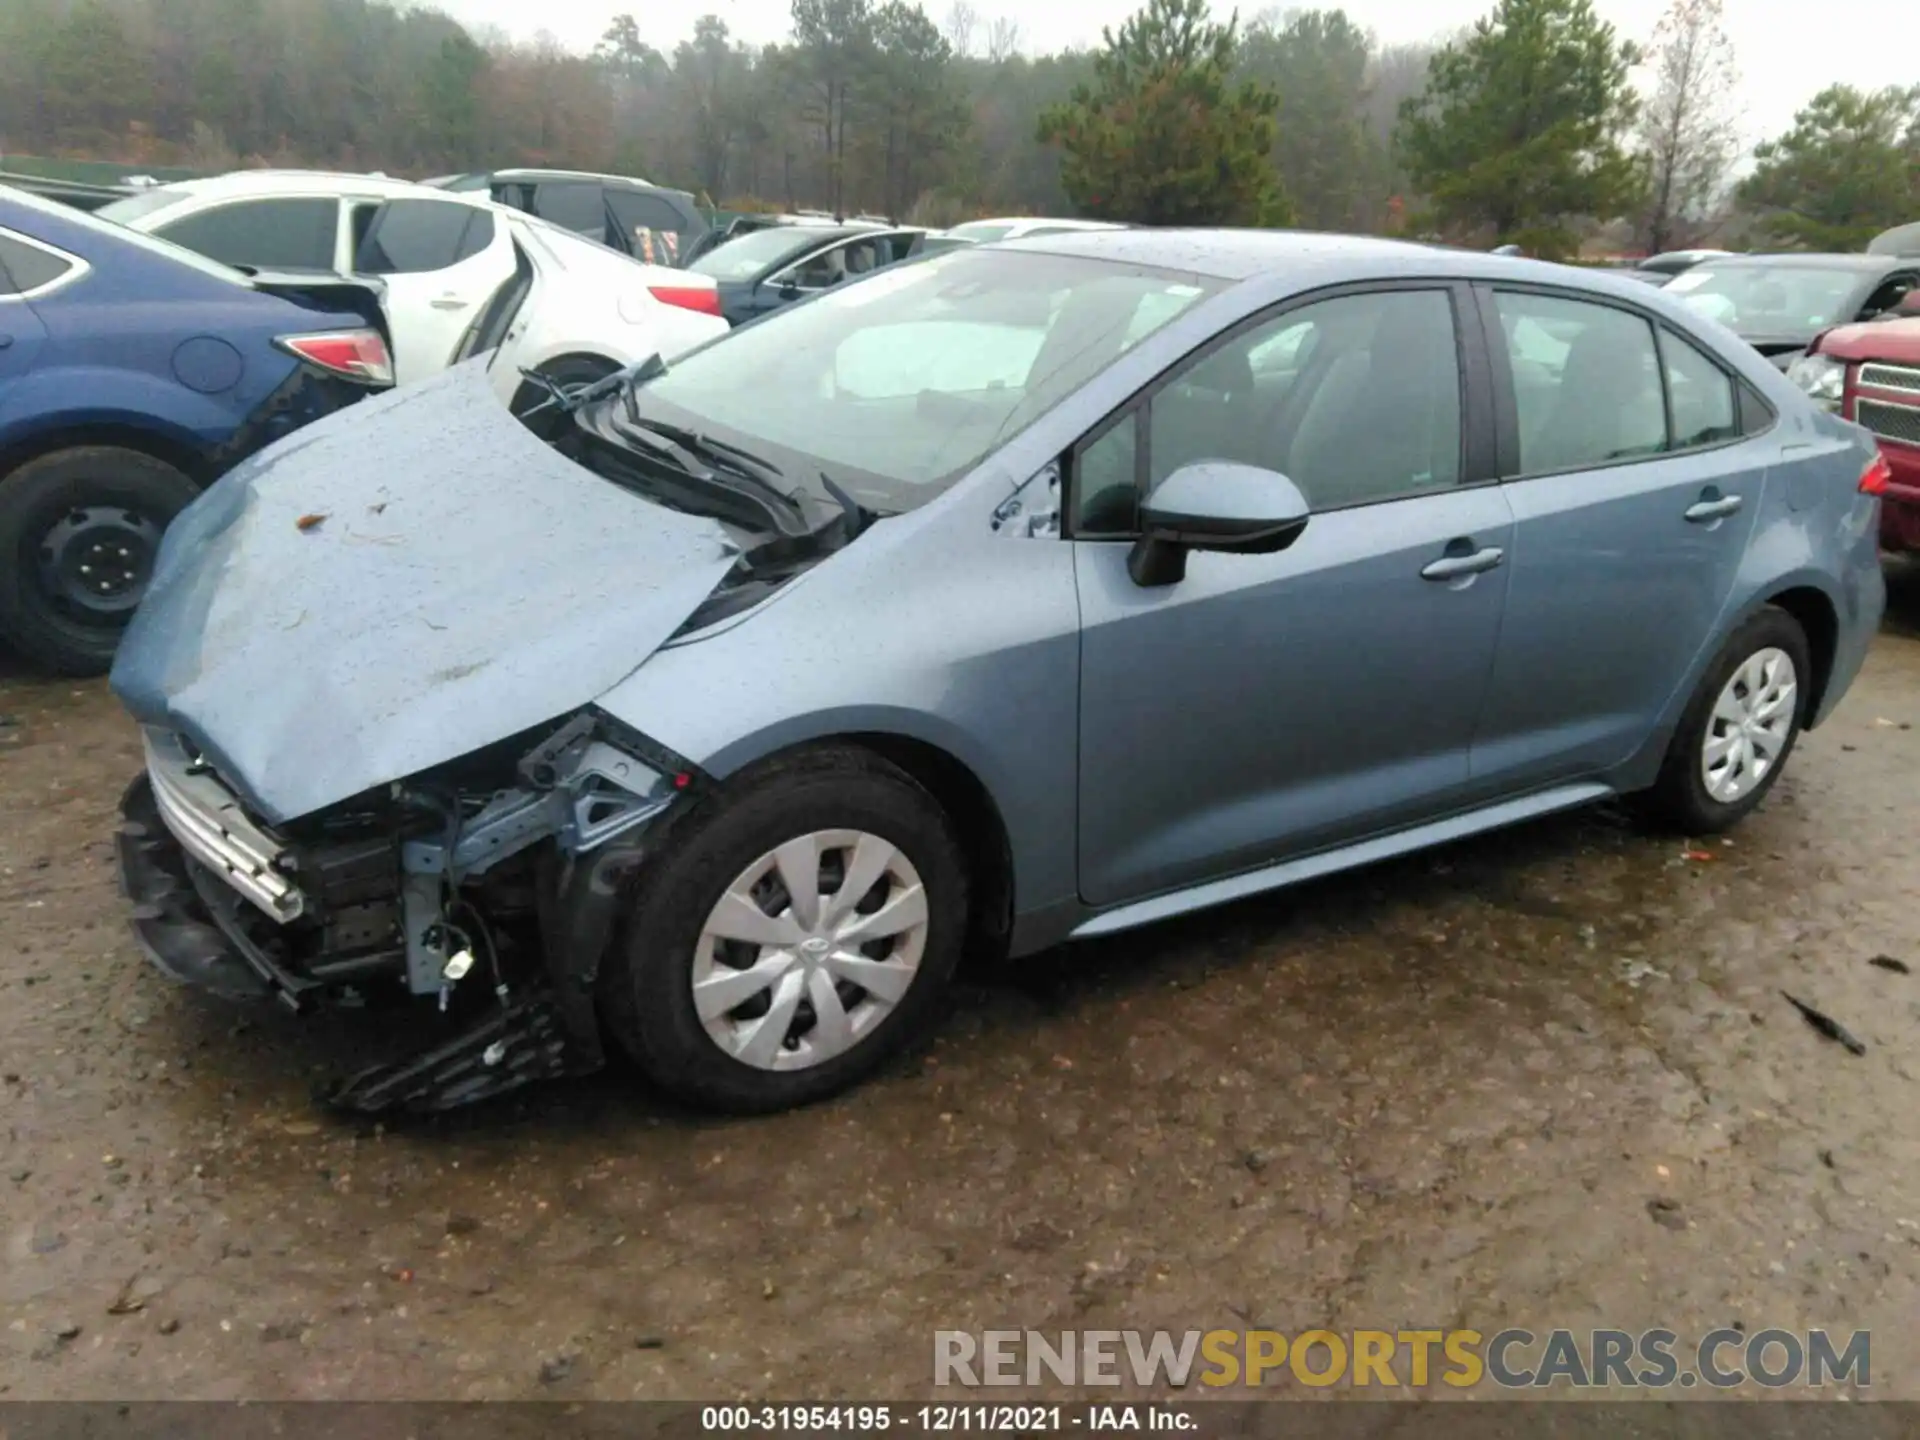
[1421,546,1505,581]
[1685,494,1743,523]
[0,333,13,350]
[430,294,468,311]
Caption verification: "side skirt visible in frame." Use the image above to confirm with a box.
[1068,782,1613,941]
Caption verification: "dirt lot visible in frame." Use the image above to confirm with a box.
[6,572,1920,1402]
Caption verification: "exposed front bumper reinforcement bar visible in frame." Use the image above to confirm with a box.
[141,726,307,922]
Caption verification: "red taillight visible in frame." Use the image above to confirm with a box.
[646,284,722,317]
[277,329,394,386]
[1861,452,1893,496]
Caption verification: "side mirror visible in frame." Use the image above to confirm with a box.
[1127,461,1310,588]
[1896,290,1920,318]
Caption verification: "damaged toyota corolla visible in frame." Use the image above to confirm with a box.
[110,231,1885,1115]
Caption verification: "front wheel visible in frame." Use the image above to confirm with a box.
[0,446,200,675]
[1637,606,1811,834]
[600,748,969,1113]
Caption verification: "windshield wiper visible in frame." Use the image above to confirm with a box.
[638,418,788,488]
[620,416,814,525]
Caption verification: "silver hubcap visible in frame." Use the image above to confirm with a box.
[1701,647,1797,803]
[692,829,929,1071]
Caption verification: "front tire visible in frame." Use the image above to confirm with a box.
[0,446,200,675]
[600,747,969,1113]
[1638,606,1811,834]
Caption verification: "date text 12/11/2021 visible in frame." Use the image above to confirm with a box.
[700,1406,1199,1432]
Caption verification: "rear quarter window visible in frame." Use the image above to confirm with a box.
[0,233,77,295]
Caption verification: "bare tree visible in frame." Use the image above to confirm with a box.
[943,0,977,57]
[1635,0,1740,254]
[985,15,1022,63]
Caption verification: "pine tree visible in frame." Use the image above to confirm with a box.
[1037,0,1291,227]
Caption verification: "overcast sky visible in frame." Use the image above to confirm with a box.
[430,0,1910,149]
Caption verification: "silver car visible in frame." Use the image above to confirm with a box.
[111,231,1887,1114]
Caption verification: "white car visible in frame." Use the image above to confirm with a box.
[97,171,727,405]
[942,216,1125,243]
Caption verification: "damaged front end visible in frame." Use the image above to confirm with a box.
[117,709,697,1113]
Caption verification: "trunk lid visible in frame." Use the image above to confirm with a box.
[242,268,394,351]
[111,362,739,824]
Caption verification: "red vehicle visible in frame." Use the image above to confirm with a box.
[1794,307,1920,552]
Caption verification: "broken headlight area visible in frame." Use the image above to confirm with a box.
[116,710,699,1113]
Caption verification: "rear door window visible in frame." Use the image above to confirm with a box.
[1493,291,1667,475]
[155,197,337,270]
[356,200,494,274]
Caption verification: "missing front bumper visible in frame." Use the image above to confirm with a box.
[114,772,617,1112]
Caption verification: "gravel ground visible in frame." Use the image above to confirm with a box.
[5,569,1920,1401]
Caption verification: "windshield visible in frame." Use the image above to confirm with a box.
[947,221,1016,243]
[689,227,842,281]
[1666,263,1870,335]
[97,187,194,225]
[624,246,1222,514]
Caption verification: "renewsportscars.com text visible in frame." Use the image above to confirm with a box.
[933,1328,1870,1390]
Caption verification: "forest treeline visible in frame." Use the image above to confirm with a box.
[1,0,1915,253]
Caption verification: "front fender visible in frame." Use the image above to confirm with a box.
[594,500,1084,922]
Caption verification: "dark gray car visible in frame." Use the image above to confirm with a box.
[109,231,1887,1116]
[1664,253,1920,367]
[687,223,928,324]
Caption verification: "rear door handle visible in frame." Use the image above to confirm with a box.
[1685,495,1743,523]
[430,294,468,311]
[0,334,13,350]
[1421,546,1505,581]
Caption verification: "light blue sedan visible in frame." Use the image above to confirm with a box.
[110,230,1886,1114]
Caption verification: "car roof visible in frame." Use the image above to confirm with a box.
[484,167,664,190]
[1002,227,1517,280]
[1691,252,1909,272]
[964,216,1119,229]
[129,170,445,202]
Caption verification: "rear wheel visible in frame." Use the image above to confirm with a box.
[0,446,200,676]
[508,355,620,440]
[1637,606,1810,834]
[600,747,969,1113]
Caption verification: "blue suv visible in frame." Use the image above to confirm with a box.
[0,185,392,673]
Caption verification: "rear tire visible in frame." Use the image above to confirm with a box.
[599,747,969,1114]
[1636,606,1811,835]
[0,446,199,676]
[508,355,620,441]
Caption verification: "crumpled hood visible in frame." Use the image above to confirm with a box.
[111,362,738,824]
